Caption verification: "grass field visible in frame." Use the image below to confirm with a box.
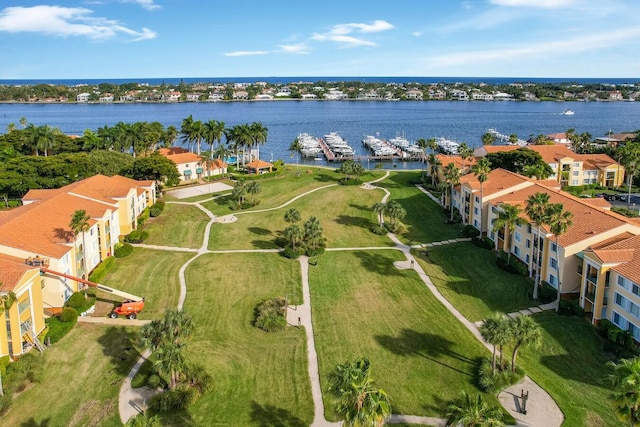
[377,172,463,244]
[162,253,312,425]
[97,248,192,319]
[521,312,622,427]
[208,184,394,251]
[415,242,535,322]
[309,249,496,420]
[2,323,139,427]
[142,203,209,249]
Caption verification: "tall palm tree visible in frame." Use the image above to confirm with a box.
[229,124,252,167]
[607,357,640,426]
[619,142,640,210]
[479,313,511,375]
[163,125,178,148]
[190,119,204,156]
[458,142,473,174]
[328,358,391,427]
[427,137,438,153]
[547,203,573,310]
[246,181,262,205]
[153,342,186,390]
[416,138,428,169]
[492,203,525,263]
[482,132,495,146]
[289,137,302,165]
[384,200,406,230]
[471,158,491,234]
[23,123,40,155]
[373,202,386,226]
[446,391,505,427]
[203,119,225,159]
[284,224,303,251]
[428,154,442,187]
[250,121,268,161]
[69,209,91,279]
[180,114,194,152]
[509,315,541,373]
[444,163,461,222]
[524,192,551,299]
[303,216,324,251]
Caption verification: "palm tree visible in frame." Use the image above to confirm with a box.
[524,192,551,299]
[619,142,640,210]
[69,209,91,279]
[428,154,442,187]
[153,342,186,390]
[384,200,406,231]
[508,133,519,145]
[190,119,205,156]
[303,216,324,251]
[180,115,194,152]
[232,179,247,208]
[284,224,303,251]
[373,202,386,226]
[458,142,473,174]
[246,181,262,205]
[471,158,490,233]
[444,163,461,222]
[607,357,640,426]
[492,203,525,263]
[202,119,225,158]
[163,125,178,148]
[229,124,253,167]
[289,137,302,165]
[328,358,391,427]
[547,203,573,310]
[479,313,511,375]
[416,138,428,169]
[141,309,194,350]
[481,132,495,146]
[446,391,505,427]
[284,208,301,224]
[23,123,40,155]
[509,315,541,373]
[427,137,438,153]
[0,291,17,314]
[250,122,268,161]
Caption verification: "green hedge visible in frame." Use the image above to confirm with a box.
[115,243,134,258]
[88,257,116,283]
[45,315,77,344]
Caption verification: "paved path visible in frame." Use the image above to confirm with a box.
[77,316,151,326]
[118,169,564,426]
[165,182,232,199]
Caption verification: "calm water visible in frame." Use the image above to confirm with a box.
[1,101,639,169]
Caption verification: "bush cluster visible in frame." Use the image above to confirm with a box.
[124,229,149,243]
[88,257,116,283]
[495,252,528,276]
[254,298,287,332]
[114,242,134,258]
[460,225,480,238]
[557,299,584,317]
[149,200,165,217]
[537,281,558,304]
[60,307,79,323]
[471,236,494,250]
[597,319,639,358]
[0,352,45,412]
[478,357,525,393]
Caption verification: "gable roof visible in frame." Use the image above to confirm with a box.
[435,154,477,170]
[246,160,273,169]
[478,145,620,170]
[0,253,39,292]
[460,168,531,196]
[587,234,640,285]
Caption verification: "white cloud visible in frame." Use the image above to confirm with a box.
[121,0,161,11]
[0,5,156,40]
[489,0,576,8]
[224,50,269,57]
[278,43,310,54]
[312,19,394,47]
[427,27,640,66]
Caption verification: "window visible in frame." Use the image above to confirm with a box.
[527,224,532,233]
[615,292,626,308]
[475,196,479,203]
[514,232,521,243]
[549,274,557,287]
[550,258,557,270]
[526,254,530,263]
[514,246,520,256]
[572,171,579,176]
[526,239,531,248]
[573,162,580,168]
[630,302,640,320]
[572,179,579,185]
[18,298,30,315]
[613,311,624,328]
[619,276,631,291]
[551,243,557,252]
[633,284,640,296]
[474,219,479,228]
[490,232,495,240]
[474,207,479,215]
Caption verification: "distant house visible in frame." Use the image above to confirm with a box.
[255,94,274,100]
[233,90,249,100]
[186,93,201,102]
[301,93,317,100]
[547,132,570,145]
[162,91,181,102]
[158,147,205,182]
[76,93,90,102]
[208,92,224,101]
[406,89,423,100]
[449,89,469,101]
[99,93,114,103]
[245,160,273,174]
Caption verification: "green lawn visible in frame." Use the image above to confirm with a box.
[208,184,394,251]
[98,248,192,319]
[309,249,496,420]
[2,323,139,427]
[142,203,209,249]
[201,166,384,216]
[521,312,622,427]
[163,253,312,426]
[415,242,535,322]
[378,172,463,244]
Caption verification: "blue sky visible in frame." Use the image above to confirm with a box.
[1,0,639,79]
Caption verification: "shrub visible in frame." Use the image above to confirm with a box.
[478,357,525,393]
[461,225,480,238]
[88,257,116,283]
[4,352,45,396]
[0,356,10,378]
[558,299,584,317]
[115,243,134,258]
[495,252,528,276]
[471,236,494,250]
[66,292,85,309]
[538,281,558,304]
[149,207,162,217]
[370,225,386,235]
[597,319,615,339]
[124,230,149,244]
[254,298,287,332]
[305,247,325,257]
[149,386,196,412]
[60,307,79,323]
[283,247,304,259]
[45,316,76,344]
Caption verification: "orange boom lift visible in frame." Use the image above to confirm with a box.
[39,268,145,319]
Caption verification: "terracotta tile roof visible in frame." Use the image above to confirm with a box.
[435,154,477,171]
[589,232,636,250]
[480,145,619,170]
[460,168,531,195]
[162,152,203,165]
[490,182,637,247]
[581,198,612,209]
[547,133,567,139]
[209,159,228,169]
[588,234,640,284]
[246,160,273,169]
[592,249,635,263]
[0,253,38,292]
[0,192,108,258]
[158,147,189,155]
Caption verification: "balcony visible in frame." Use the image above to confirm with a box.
[586,274,598,284]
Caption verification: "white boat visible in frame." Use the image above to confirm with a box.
[324,132,355,157]
[562,109,575,116]
[297,133,323,157]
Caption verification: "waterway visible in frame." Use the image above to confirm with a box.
[1,100,639,169]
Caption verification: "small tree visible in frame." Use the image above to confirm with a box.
[69,209,91,279]
[284,208,301,224]
[246,181,262,205]
[607,357,640,426]
[492,203,525,263]
[509,315,541,373]
[446,391,505,427]
[384,200,406,231]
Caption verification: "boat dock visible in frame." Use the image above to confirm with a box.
[487,128,528,146]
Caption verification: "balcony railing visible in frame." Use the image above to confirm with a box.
[586,274,598,284]
[25,256,49,267]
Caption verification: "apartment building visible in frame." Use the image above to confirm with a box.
[474,144,625,187]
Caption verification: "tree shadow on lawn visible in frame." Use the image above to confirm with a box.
[313,173,339,183]
[335,214,373,229]
[375,328,476,377]
[250,401,307,427]
[348,203,373,212]
[96,326,142,377]
[248,227,273,236]
[20,418,51,427]
[352,251,404,277]
[250,239,280,250]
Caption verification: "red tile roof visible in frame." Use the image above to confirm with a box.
[0,253,38,292]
